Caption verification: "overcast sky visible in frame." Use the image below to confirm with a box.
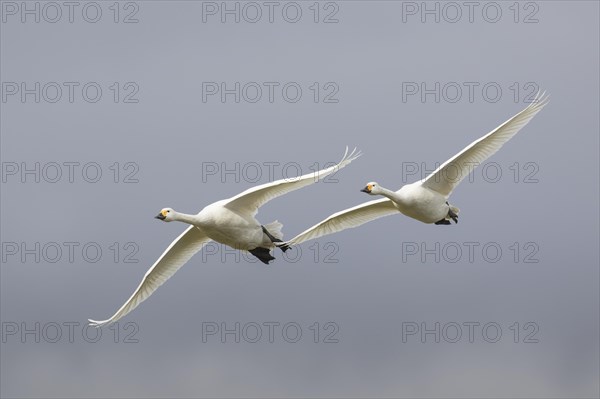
[1,1,599,398]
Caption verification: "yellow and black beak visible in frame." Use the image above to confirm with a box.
[155,210,167,220]
[361,184,372,193]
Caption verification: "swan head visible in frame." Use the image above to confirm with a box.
[155,208,175,222]
[360,182,380,195]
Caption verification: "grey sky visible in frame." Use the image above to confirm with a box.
[1,1,599,398]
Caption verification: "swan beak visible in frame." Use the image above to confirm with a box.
[155,213,166,220]
[361,187,370,193]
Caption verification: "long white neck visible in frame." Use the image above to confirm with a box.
[173,212,199,225]
[376,185,399,202]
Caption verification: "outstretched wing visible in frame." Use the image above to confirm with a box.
[421,92,549,196]
[284,198,398,246]
[89,226,210,327]
[223,147,362,216]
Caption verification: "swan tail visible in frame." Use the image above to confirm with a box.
[263,220,284,240]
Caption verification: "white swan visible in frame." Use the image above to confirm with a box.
[89,148,361,327]
[279,93,549,249]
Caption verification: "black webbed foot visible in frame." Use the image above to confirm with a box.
[445,202,459,224]
[448,210,458,224]
[276,243,290,252]
[249,247,276,264]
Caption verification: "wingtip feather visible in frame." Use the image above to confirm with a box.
[341,146,362,165]
[88,318,110,328]
[531,90,550,109]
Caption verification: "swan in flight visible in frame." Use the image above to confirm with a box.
[279,93,549,250]
[89,148,361,327]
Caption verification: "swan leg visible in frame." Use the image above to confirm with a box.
[448,208,459,224]
[249,247,276,264]
[261,225,289,252]
[445,201,459,224]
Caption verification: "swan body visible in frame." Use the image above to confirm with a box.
[89,148,361,327]
[390,183,449,224]
[193,201,277,250]
[281,93,549,248]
